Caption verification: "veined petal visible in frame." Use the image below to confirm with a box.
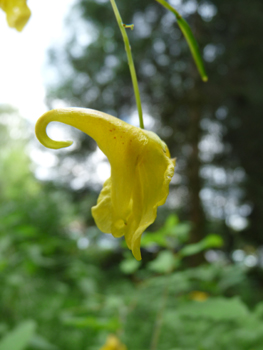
[124,130,175,260]
[91,177,113,235]
[0,0,31,31]
[35,108,175,260]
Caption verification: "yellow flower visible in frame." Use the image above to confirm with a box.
[189,291,209,302]
[35,108,175,260]
[99,335,127,350]
[0,0,31,31]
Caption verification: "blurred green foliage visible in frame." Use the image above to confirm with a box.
[0,321,36,350]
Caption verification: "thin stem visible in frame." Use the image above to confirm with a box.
[150,283,169,350]
[110,0,144,129]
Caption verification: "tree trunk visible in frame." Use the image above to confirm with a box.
[186,92,206,266]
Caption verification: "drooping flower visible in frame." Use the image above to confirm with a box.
[0,0,31,31]
[35,108,175,260]
[99,335,127,350]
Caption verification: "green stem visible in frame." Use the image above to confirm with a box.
[110,0,144,129]
[150,282,169,350]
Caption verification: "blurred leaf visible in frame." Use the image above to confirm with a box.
[0,325,8,337]
[62,316,120,331]
[17,225,37,238]
[27,245,55,267]
[179,234,223,257]
[218,265,246,292]
[0,237,12,254]
[147,251,178,273]
[29,335,58,350]
[254,302,263,320]
[164,214,179,229]
[179,242,204,257]
[140,231,167,248]
[164,216,191,243]
[141,215,177,248]
[120,258,141,274]
[168,223,191,243]
[146,271,191,294]
[176,297,249,321]
[0,320,36,350]
[203,235,224,249]
[78,278,97,294]
[141,215,191,249]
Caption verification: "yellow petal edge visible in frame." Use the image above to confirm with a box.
[35,108,175,260]
[99,334,127,350]
[0,0,31,31]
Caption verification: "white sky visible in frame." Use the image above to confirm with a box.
[0,0,76,121]
[0,0,112,188]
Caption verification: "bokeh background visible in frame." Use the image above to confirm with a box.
[0,0,263,349]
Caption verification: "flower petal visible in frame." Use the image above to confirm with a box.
[99,334,127,350]
[124,130,175,260]
[91,177,113,235]
[0,0,31,31]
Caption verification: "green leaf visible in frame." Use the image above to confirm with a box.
[179,234,223,257]
[141,215,190,248]
[164,214,179,229]
[140,231,167,248]
[254,301,263,319]
[29,335,58,350]
[176,297,249,321]
[202,234,224,248]
[168,223,191,242]
[120,258,141,274]
[176,17,208,82]
[147,251,178,273]
[156,0,208,81]
[62,316,119,331]
[179,241,205,257]
[0,321,36,350]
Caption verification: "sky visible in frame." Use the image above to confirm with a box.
[0,0,110,186]
[0,0,112,187]
[0,0,76,122]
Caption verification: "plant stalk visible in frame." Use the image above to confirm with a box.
[110,0,144,129]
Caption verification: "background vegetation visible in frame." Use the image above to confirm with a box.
[0,0,263,349]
